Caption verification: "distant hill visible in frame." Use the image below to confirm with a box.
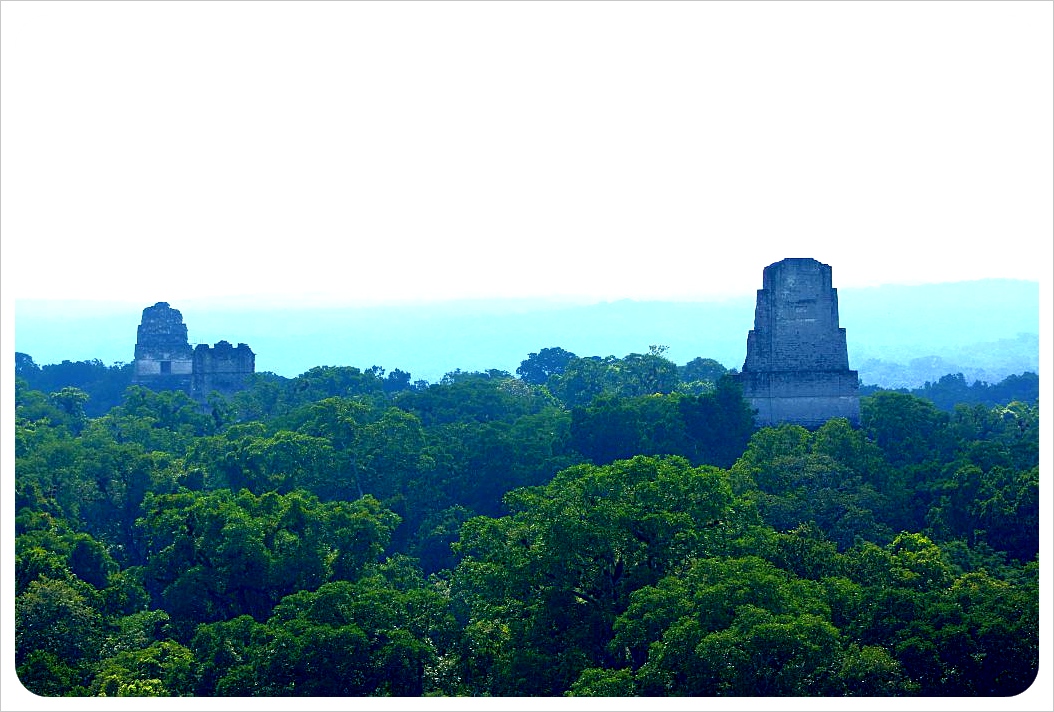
[836,280,1040,388]
[14,279,1039,389]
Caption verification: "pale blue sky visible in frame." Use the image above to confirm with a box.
[2,2,1051,310]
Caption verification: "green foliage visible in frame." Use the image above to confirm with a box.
[569,377,753,469]
[189,563,457,696]
[17,652,85,696]
[212,366,390,424]
[90,640,195,696]
[861,371,1039,411]
[16,353,133,416]
[139,489,400,634]
[13,350,1039,697]
[677,356,729,394]
[927,464,1038,562]
[546,349,682,407]
[224,372,289,421]
[683,609,842,695]
[861,392,952,467]
[449,456,734,694]
[14,416,180,567]
[414,408,575,517]
[732,422,894,548]
[517,346,577,385]
[287,365,387,403]
[566,667,636,696]
[15,577,104,692]
[677,376,757,467]
[546,356,615,408]
[395,370,556,426]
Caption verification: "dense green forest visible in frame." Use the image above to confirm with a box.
[15,350,1039,418]
[14,347,1039,696]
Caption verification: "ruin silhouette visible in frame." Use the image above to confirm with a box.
[132,302,255,401]
[737,258,860,427]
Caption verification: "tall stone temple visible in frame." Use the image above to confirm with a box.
[132,302,255,401]
[737,258,860,427]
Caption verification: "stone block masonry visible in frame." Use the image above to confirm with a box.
[132,302,195,392]
[191,340,255,401]
[737,258,860,427]
[132,302,254,400]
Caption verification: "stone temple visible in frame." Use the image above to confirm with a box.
[737,258,860,427]
[132,302,255,401]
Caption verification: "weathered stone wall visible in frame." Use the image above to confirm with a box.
[191,341,255,400]
[743,259,851,372]
[737,370,860,398]
[739,258,860,427]
[131,302,254,401]
[134,359,194,376]
[132,302,195,389]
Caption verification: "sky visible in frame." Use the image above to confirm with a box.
[2,3,1053,710]
[1,1,1052,312]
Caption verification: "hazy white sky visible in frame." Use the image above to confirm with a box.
[2,1,1051,308]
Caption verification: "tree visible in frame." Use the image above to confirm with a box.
[235,430,341,494]
[49,387,90,432]
[690,609,842,695]
[17,650,86,696]
[16,577,103,679]
[678,376,756,467]
[566,667,636,696]
[355,407,431,502]
[15,355,133,416]
[927,464,1038,562]
[190,566,457,696]
[861,392,952,468]
[139,489,400,634]
[16,351,41,377]
[395,371,556,426]
[517,347,577,385]
[225,372,289,421]
[90,640,195,696]
[187,615,259,695]
[288,365,386,404]
[678,357,729,393]
[887,532,953,591]
[545,356,616,408]
[609,351,680,397]
[383,368,414,395]
[569,395,651,464]
[450,456,734,695]
[68,533,119,589]
[626,562,839,696]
